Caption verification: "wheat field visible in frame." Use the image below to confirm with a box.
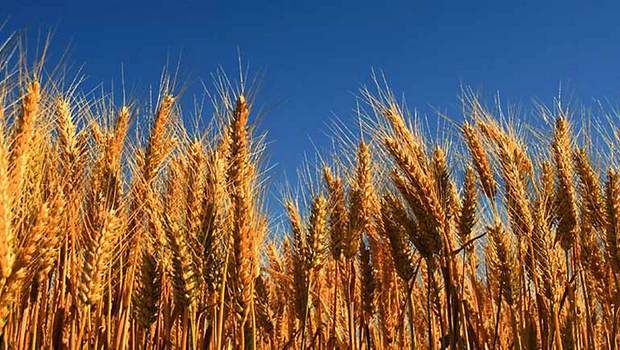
[0,35,618,350]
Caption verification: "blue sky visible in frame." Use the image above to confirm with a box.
[4,0,620,200]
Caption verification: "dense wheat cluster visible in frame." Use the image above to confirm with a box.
[0,36,619,349]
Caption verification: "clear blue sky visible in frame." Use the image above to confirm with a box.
[5,0,620,196]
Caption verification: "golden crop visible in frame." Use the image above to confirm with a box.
[0,35,616,349]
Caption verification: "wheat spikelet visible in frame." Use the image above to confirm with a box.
[102,105,131,207]
[79,208,122,306]
[458,166,477,246]
[360,242,375,318]
[386,138,445,257]
[90,119,106,148]
[290,225,308,322]
[35,194,65,286]
[552,117,578,250]
[307,195,328,270]
[254,274,275,336]
[462,121,496,199]
[494,131,534,238]
[324,166,347,261]
[348,141,379,258]
[144,94,175,183]
[144,184,172,277]
[10,81,41,204]
[164,158,186,222]
[228,94,260,320]
[286,200,305,258]
[387,137,442,220]
[0,202,49,328]
[376,253,399,345]
[111,105,130,163]
[201,149,229,291]
[390,171,440,259]
[531,202,555,300]
[55,98,78,159]
[580,220,611,306]
[380,194,416,281]
[605,170,620,272]
[486,222,518,306]
[134,251,161,328]
[379,101,427,165]
[185,140,207,238]
[431,146,457,219]
[574,147,605,230]
[537,161,557,221]
[164,216,200,311]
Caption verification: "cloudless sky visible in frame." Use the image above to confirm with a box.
[4,0,620,206]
